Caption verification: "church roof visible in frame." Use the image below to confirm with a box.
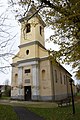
[19,4,46,27]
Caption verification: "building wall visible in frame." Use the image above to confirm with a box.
[12,44,49,64]
[73,84,77,95]
[11,59,72,101]
[52,63,71,100]
[39,60,53,101]
[11,66,18,87]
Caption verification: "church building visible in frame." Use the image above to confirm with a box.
[11,5,72,101]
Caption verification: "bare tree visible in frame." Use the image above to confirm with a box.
[0,0,19,74]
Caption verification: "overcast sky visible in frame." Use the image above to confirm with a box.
[0,0,20,85]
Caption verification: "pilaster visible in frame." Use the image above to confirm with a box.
[32,63,40,100]
[18,67,24,100]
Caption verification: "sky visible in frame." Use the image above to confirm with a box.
[0,0,79,85]
[0,0,20,85]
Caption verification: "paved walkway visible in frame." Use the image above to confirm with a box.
[13,106,44,120]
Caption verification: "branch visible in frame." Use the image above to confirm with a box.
[0,66,11,68]
[23,0,32,16]
[0,53,14,57]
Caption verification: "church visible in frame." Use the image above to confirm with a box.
[11,5,73,101]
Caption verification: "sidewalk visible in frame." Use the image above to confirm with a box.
[13,106,44,120]
[0,99,57,108]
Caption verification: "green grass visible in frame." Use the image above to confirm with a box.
[0,100,80,120]
[76,92,80,96]
[0,104,19,120]
[0,96,10,100]
[27,103,80,120]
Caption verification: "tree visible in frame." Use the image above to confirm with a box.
[4,79,11,97]
[39,0,80,79]
[8,0,80,79]
[0,0,18,74]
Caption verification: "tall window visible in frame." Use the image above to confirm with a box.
[64,75,66,85]
[55,70,57,83]
[42,70,46,80]
[66,75,68,85]
[40,26,42,36]
[60,72,62,84]
[26,23,31,33]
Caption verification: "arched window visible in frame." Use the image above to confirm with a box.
[15,74,18,84]
[64,75,66,84]
[42,70,46,80]
[26,23,31,33]
[40,26,42,36]
[60,72,62,84]
[54,70,57,83]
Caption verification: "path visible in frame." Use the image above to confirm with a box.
[0,99,57,120]
[13,106,45,120]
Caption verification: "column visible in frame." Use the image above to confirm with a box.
[18,67,24,100]
[32,64,40,100]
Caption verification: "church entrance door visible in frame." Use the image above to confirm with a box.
[24,86,31,101]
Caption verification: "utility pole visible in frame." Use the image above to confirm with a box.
[69,78,75,114]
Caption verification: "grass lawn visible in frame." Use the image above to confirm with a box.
[0,96,80,120]
[0,104,18,120]
[27,102,80,120]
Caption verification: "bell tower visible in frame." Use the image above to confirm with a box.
[19,5,46,47]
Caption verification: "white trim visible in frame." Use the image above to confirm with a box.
[18,61,38,67]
